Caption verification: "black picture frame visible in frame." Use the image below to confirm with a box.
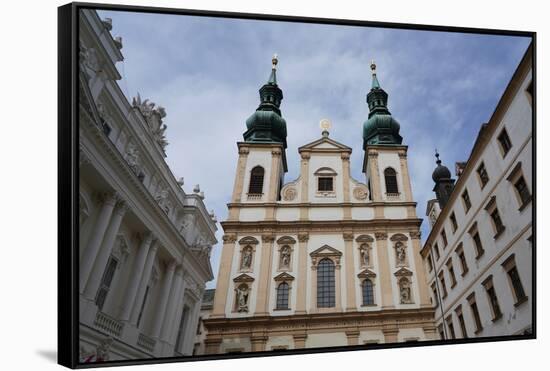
[58,2,536,368]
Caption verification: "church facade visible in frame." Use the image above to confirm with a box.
[200,57,436,354]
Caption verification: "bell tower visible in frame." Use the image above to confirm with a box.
[227,55,288,220]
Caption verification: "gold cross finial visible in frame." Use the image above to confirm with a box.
[272,53,278,69]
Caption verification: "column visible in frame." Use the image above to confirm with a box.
[295,233,309,314]
[368,151,384,218]
[79,192,118,293]
[410,231,432,307]
[343,233,357,311]
[310,261,317,313]
[168,280,188,346]
[398,151,413,202]
[335,259,342,311]
[82,199,128,300]
[119,232,154,321]
[151,260,177,338]
[130,242,159,324]
[345,330,360,346]
[231,147,249,203]
[293,333,307,349]
[375,232,394,309]
[160,266,184,342]
[299,152,310,221]
[211,234,237,318]
[255,235,275,315]
[342,153,352,220]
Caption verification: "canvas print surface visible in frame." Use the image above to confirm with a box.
[77,6,533,364]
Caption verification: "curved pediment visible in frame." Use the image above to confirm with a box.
[313,167,338,176]
[277,236,297,245]
[355,234,374,243]
[238,236,260,245]
[390,233,409,242]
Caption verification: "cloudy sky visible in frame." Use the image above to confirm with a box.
[98,9,530,288]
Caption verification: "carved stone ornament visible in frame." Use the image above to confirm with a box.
[262,234,276,243]
[79,44,101,77]
[282,186,297,201]
[394,267,413,277]
[398,277,413,304]
[235,284,250,312]
[310,245,342,267]
[341,152,351,160]
[300,152,311,160]
[358,243,372,268]
[96,337,113,362]
[132,93,168,151]
[274,272,295,282]
[277,236,297,245]
[394,241,408,267]
[279,245,292,270]
[240,246,254,270]
[271,150,282,157]
[233,273,255,283]
[353,186,369,201]
[356,235,374,243]
[410,231,422,240]
[357,268,377,279]
[223,234,237,243]
[343,232,354,241]
[125,142,141,176]
[239,236,259,245]
[390,233,409,242]
[238,147,250,156]
[154,186,171,214]
[298,233,309,242]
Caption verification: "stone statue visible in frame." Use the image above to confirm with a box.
[399,279,411,303]
[155,187,170,213]
[96,337,113,362]
[241,247,252,269]
[132,93,169,150]
[125,143,140,174]
[396,242,406,265]
[177,177,184,187]
[280,246,291,268]
[236,285,249,312]
[359,244,370,267]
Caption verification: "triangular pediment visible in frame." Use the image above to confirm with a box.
[310,244,342,257]
[299,135,352,152]
[274,272,295,281]
[394,267,413,277]
[233,273,255,283]
[357,269,377,278]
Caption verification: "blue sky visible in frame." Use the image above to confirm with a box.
[98,9,531,288]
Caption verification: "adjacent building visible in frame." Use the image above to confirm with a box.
[199,57,437,354]
[421,44,533,340]
[78,9,218,362]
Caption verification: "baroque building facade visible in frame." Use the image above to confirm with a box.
[421,44,533,340]
[78,9,218,362]
[200,57,436,354]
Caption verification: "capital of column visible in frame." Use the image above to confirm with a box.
[222,234,237,243]
[410,231,422,240]
[300,152,311,160]
[97,191,120,207]
[271,150,282,157]
[174,265,184,277]
[343,232,354,241]
[341,152,351,161]
[298,233,309,242]
[367,151,378,158]
[166,259,177,272]
[262,234,275,243]
[114,199,130,216]
[375,232,388,241]
[238,147,250,156]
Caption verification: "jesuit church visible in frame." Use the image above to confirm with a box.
[199,56,437,353]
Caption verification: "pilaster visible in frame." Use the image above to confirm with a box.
[254,234,275,315]
[375,232,394,309]
[211,234,237,318]
[343,232,357,311]
[295,233,309,314]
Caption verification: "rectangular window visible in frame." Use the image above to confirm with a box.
[450,212,458,233]
[502,254,527,306]
[440,229,448,248]
[318,177,334,192]
[490,208,505,238]
[462,189,472,212]
[497,128,513,156]
[95,256,119,311]
[467,293,483,333]
[431,282,438,308]
[514,176,531,208]
[446,315,456,339]
[447,258,457,288]
[477,162,489,188]
[438,272,448,298]
[456,245,469,276]
[469,224,485,259]
[456,306,468,338]
[482,276,502,321]
[433,243,440,260]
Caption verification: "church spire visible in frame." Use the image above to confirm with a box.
[243,54,287,148]
[362,60,402,148]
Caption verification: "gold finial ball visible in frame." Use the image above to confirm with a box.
[320,118,332,131]
[370,59,376,72]
[272,53,278,68]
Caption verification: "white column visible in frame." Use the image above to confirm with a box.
[168,280,188,346]
[130,242,158,325]
[83,200,128,301]
[151,260,177,338]
[160,266,184,342]
[119,232,154,321]
[79,192,118,293]
[184,299,202,353]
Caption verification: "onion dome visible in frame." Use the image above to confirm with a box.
[432,151,452,182]
[243,54,287,148]
[362,61,402,148]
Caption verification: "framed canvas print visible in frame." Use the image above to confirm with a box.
[58,2,536,368]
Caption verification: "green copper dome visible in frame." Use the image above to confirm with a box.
[243,55,288,148]
[362,62,402,148]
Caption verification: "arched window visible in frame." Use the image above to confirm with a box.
[317,258,335,308]
[248,166,264,194]
[276,282,290,309]
[362,279,374,305]
[384,167,399,194]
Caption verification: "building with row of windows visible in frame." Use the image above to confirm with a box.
[78,9,218,362]
[421,43,533,340]
[198,57,437,354]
